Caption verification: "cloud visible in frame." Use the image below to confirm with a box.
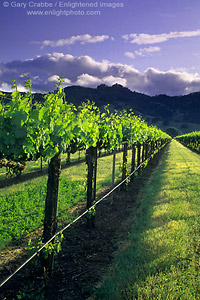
[103,75,127,86]
[135,46,161,56]
[76,74,102,86]
[124,52,135,59]
[125,47,161,59]
[141,68,200,95]
[1,53,200,96]
[122,29,200,45]
[48,75,71,85]
[39,34,110,48]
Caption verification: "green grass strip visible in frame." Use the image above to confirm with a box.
[0,177,86,250]
[0,150,132,250]
[0,151,86,180]
[96,140,200,300]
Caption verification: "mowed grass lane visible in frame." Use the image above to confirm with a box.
[96,140,200,300]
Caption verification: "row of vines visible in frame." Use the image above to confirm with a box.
[176,131,200,152]
[0,77,171,275]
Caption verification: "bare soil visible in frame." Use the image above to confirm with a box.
[0,145,169,300]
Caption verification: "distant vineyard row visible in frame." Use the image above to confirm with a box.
[176,131,200,152]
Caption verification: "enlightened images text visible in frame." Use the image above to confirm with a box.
[9,2,124,9]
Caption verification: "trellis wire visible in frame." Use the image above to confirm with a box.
[0,148,162,289]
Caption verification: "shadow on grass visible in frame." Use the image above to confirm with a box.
[95,142,200,300]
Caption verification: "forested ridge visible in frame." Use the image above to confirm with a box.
[1,84,200,126]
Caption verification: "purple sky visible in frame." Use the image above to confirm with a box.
[1,0,200,95]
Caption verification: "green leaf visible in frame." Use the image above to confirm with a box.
[12,111,27,126]
[14,127,26,139]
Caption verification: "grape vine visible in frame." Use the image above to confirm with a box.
[0,77,171,273]
[176,131,200,152]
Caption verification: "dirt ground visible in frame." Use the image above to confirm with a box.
[0,145,169,300]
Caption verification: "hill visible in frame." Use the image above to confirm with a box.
[1,84,200,133]
[63,84,200,133]
[63,84,200,123]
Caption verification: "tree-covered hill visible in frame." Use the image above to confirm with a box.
[1,83,200,127]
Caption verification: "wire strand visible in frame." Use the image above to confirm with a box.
[0,149,162,289]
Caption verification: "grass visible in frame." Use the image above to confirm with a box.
[95,140,200,300]
[0,178,86,250]
[60,149,133,193]
[0,150,86,180]
[0,149,133,251]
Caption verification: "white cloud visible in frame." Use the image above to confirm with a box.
[135,46,161,56]
[102,76,127,86]
[48,52,65,61]
[123,29,200,45]
[19,73,29,78]
[141,68,200,95]
[48,75,60,82]
[125,47,161,59]
[76,74,102,86]
[124,52,135,59]
[40,34,110,48]
[1,53,200,96]
[75,74,126,87]
[122,34,129,41]
[0,82,13,92]
[48,75,71,85]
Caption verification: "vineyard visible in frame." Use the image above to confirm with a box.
[0,148,134,252]
[0,76,170,267]
[95,140,200,300]
[0,78,199,299]
[176,131,200,152]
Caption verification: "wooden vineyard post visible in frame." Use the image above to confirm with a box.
[151,141,154,155]
[93,147,98,202]
[42,153,61,274]
[137,142,141,176]
[66,149,70,164]
[111,147,116,203]
[158,139,161,150]
[40,157,43,173]
[131,143,136,180]
[86,146,96,228]
[142,142,145,170]
[145,142,149,160]
[142,142,145,162]
[121,142,128,191]
[155,140,158,152]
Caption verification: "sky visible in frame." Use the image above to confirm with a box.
[1,0,200,95]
